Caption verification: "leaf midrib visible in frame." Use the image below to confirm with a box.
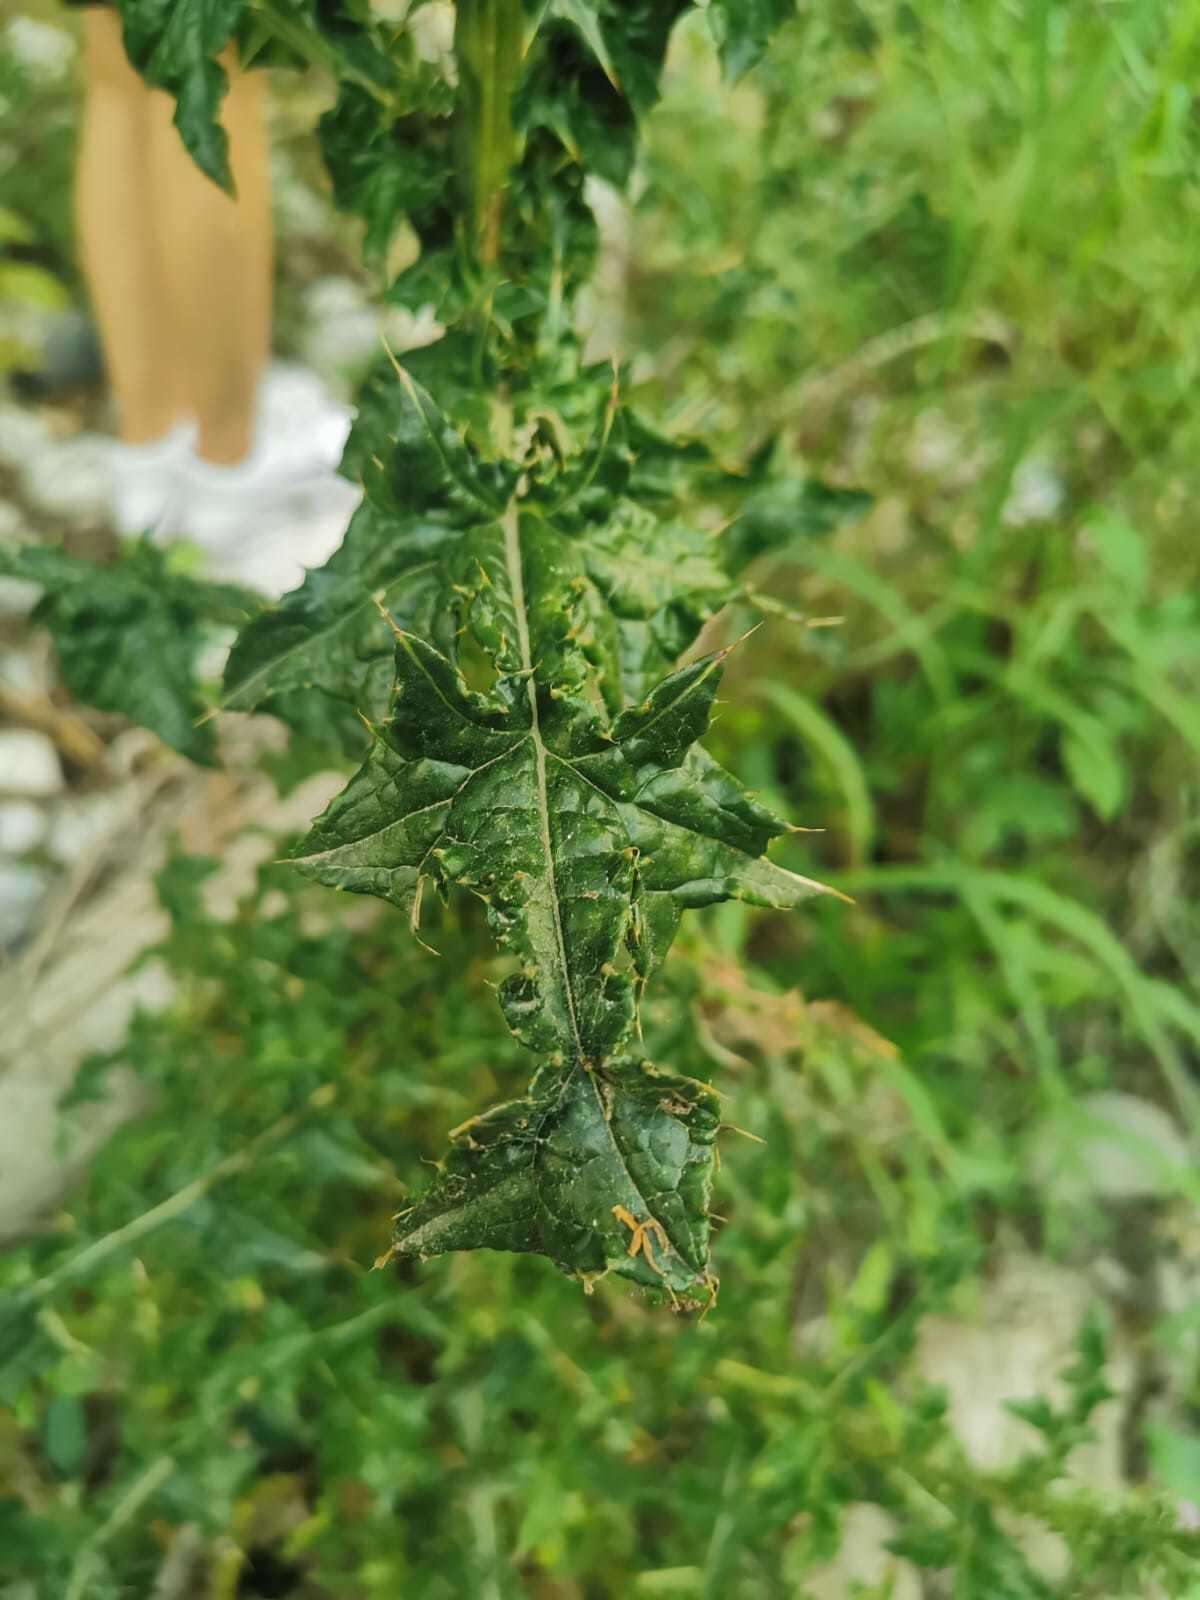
[502,502,698,1279]
[501,502,587,1065]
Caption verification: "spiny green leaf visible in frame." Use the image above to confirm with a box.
[116,0,245,188]
[318,66,454,263]
[294,621,827,1058]
[548,0,621,91]
[389,1056,719,1300]
[90,0,824,1301]
[221,378,508,720]
[725,476,872,571]
[288,377,835,1286]
[707,0,794,79]
[224,364,737,722]
[0,542,256,764]
[220,496,447,721]
[516,1,687,190]
[291,498,829,1049]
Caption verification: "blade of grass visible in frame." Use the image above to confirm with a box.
[758,680,876,867]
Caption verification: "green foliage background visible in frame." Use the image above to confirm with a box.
[3,2,1200,1595]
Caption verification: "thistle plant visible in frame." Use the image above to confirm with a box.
[4,0,858,1304]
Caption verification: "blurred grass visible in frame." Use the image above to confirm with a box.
[3,2,1200,1595]
[632,3,1200,1140]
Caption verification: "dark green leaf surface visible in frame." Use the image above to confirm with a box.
[390,1057,719,1297]
[222,376,508,720]
[517,1,687,190]
[223,360,744,722]
[318,69,454,263]
[293,622,827,1059]
[288,377,835,1295]
[0,542,256,764]
[726,476,873,571]
[220,496,446,722]
[707,0,794,78]
[117,0,245,188]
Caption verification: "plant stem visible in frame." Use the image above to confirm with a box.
[64,1454,175,1600]
[25,1102,316,1307]
[454,0,526,266]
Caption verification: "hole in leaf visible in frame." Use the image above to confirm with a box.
[455,626,499,697]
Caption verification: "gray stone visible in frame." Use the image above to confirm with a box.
[301,275,381,387]
[4,16,76,79]
[0,406,50,472]
[37,310,104,392]
[0,800,47,855]
[0,861,50,945]
[791,1503,921,1600]
[0,646,47,695]
[1031,1091,1189,1205]
[0,578,42,619]
[20,432,111,524]
[45,792,125,866]
[1002,457,1065,527]
[0,729,63,797]
[0,498,24,543]
[913,1250,1132,1486]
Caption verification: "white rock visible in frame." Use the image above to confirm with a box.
[1002,457,1065,526]
[0,498,25,543]
[194,630,236,686]
[4,16,76,79]
[272,170,329,238]
[45,792,126,866]
[0,578,42,619]
[301,278,383,389]
[305,310,382,381]
[20,433,112,524]
[0,861,50,945]
[1031,1091,1189,1205]
[304,274,371,324]
[0,730,63,798]
[204,477,359,598]
[0,647,46,695]
[409,0,454,61]
[0,406,51,472]
[302,277,388,385]
[914,1250,1131,1486]
[793,1503,921,1600]
[0,800,47,856]
[907,407,963,475]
